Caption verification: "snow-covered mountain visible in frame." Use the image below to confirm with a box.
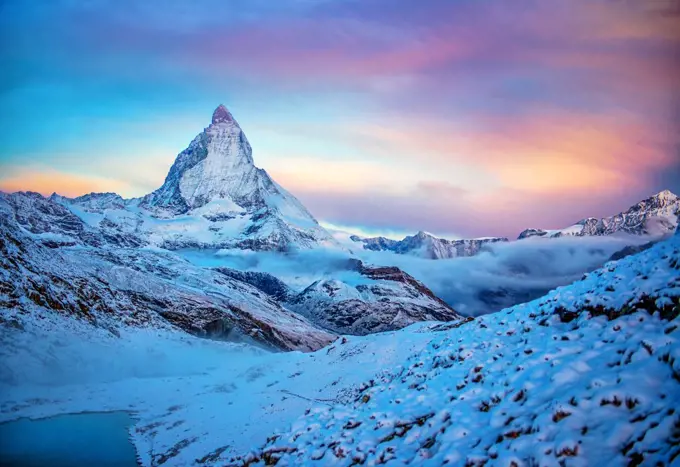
[3,220,678,466]
[4,102,680,465]
[350,230,509,259]
[1,190,461,344]
[0,192,335,352]
[518,189,679,240]
[53,105,335,251]
[288,260,461,334]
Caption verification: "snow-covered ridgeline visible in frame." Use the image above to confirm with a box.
[350,231,509,259]
[518,190,679,240]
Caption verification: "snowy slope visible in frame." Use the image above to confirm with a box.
[350,231,509,259]
[518,190,679,240]
[236,232,680,466]
[53,105,336,252]
[2,227,678,466]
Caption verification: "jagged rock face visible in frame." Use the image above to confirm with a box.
[517,228,548,240]
[351,231,508,259]
[143,105,255,213]
[3,191,143,249]
[54,105,335,252]
[518,190,679,240]
[288,260,461,335]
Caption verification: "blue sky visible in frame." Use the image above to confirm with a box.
[1,0,679,238]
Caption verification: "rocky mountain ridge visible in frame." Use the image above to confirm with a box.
[350,230,509,259]
[518,189,679,240]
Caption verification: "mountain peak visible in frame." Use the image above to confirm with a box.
[136,104,335,251]
[652,189,677,201]
[212,104,235,125]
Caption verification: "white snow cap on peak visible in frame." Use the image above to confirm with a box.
[416,230,435,238]
[655,189,677,200]
[212,104,235,125]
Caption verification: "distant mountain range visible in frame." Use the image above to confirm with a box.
[349,231,508,259]
[30,103,680,260]
[518,190,679,240]
[348,190,678,260]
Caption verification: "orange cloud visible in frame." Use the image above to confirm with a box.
[265,156,430,196]
[0,168,132,198]
[339,109,677,197]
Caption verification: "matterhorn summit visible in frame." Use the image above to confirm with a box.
[143,104,258,212]
[211,103,235,124]
[56,105,336,251]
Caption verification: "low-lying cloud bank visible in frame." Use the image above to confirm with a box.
[181,234,651,316]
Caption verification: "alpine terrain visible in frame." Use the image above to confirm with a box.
[0,105,462,349]
[1,105,678,467]
[2,220,678,467]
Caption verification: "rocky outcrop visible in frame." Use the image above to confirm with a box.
[288,260,461,335]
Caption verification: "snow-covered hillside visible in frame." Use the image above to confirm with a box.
[2,224,678,466]
[53,105,336,252]
[518,190,679,240]
[236,232,680,466]
[350,231,508,259]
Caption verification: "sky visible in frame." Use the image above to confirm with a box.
[1,0,679,239]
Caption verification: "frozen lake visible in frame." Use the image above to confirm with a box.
[0,411,137,467]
